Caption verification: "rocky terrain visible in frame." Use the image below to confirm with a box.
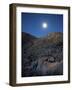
[22,32,63,77]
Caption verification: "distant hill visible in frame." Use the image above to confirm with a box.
[22,32,63,77]
[33,32,63,45]
[22,32,37,50]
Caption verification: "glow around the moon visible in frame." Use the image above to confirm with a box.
[42,22,48,29]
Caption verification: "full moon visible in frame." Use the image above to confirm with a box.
[42,22,48,29]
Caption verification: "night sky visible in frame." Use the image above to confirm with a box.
[21,13,63,38]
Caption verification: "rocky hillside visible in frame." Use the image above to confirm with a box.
[22,32,37,49]
[22,32,63,77]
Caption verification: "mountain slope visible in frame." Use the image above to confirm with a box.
[22,32,37,50]
[22,32,63,77]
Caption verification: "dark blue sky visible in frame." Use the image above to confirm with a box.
[22,13,63,38]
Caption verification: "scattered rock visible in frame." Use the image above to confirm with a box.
[22,32,63,77]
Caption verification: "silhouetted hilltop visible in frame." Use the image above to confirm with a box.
[22,32,37,50]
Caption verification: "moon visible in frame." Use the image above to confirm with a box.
[42,22,48,29]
